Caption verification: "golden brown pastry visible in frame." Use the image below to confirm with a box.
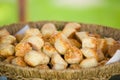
[0,43,15,57]
[69,39,81,48]
[82,37,97,48]
[51,53,68,70]
[24,50,50,67]
[64,22,81,31]
[80,57,98,68]
[81,48,98,60]
[105,37,118,57]
[105,37,116,46]
[49,32,69,45]
[54,37,70,55]
[62,27,76,38]
[75,32,89,41]
[15,42,32,57]
[64,46,83,64]
[97,49,105,61]
[97,39,107,54]
[62,23,81,38]
[25,28,42,37]
[41,23,57,37]
[24,36,44,50]
[43,42,58,57]
[0,35,16,44]
[48,31,60,44]
[0,28,10,37]
[11,57,27,67]
[96,39,106,61]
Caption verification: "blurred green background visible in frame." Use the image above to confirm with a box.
[0,0,120,29]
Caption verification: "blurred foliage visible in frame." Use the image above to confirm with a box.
[0,0,120,29]
[0,0,18,26]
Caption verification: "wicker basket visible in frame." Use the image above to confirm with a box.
[0,21,120,80]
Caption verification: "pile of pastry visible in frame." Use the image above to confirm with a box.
[0,23,120,70]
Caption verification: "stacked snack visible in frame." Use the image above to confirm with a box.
[0,22,120,70]
[0,29,16,57]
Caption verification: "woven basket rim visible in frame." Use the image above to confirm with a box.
[0,61,120,71]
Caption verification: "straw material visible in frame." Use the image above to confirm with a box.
[0,21,120,80]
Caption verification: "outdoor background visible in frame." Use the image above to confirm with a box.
[0,0,120,29]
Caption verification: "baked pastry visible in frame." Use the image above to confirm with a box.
[49,32,69,44]
[69,39,81,48]
[41,23,57,37]
[97,49,105,61]
[62,27,76,38]
[105,38,116,46]
[15,42,32,57]
[43,42,58,57]
[65,23,81,31]
[105,38,118,57]
[62,23,81,38]
[0,43,15,57]
[82,37,97,48]
[81,48,105,61]
[51,53,68,70]
[25,28,42,37]
[81,48,98,60]
[54,37,70,55]
[97,39,107,54]
[11,57,27,67]
[0,28,10,37]
[64,46,83,64]
[80,57,98,68]
[0,35,16,44]
[24,50,50,66]
[24,36,44,50]
[75,32,89,41]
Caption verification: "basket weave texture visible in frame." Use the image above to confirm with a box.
[0,21,120,80]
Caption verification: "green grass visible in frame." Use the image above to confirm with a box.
[0,0,120,29]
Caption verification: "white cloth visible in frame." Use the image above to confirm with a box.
[15,25,30,35]
[106,50,120,65]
